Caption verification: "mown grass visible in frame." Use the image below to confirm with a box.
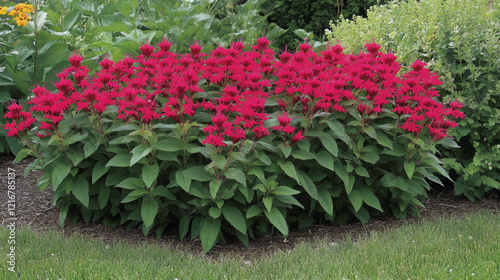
[1,212,498,279]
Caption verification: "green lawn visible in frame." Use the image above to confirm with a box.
[1,212,499,279]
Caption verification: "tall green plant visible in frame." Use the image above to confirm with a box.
[326,0,500,201]
[0,0,70,154]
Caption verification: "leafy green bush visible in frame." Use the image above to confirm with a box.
[7,39,462,252]
[326,0,500,201]
[267,0,388,50]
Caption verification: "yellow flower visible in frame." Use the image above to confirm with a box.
[0,6,8,15]
[16,16,28,27]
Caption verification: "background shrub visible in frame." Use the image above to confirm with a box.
[326,0,500,201]
[266,0,388,50]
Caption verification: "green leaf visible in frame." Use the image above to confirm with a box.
[98,184,110,209]
[307,131,338,157]
[275,195,304,209]
[297,170,318,200]
[360,152,380,164]
[246,205,262,218]
[153,138,194,152]
[116,177,144,190]
[62,9,81,31]
[209,179,222,199]
[358,186,383,212]
[291,149,316,160]
[248,167,266,184]
[141,198,159,229]
[179,215,190,239]
[224,168,247,186]
[67,150,84,166]
[355,165,369,177]
[83,137,99,158]
[376,132,393,150]
[317,188,334,216]
[279,144,292,158]
[404,161,416,180]
[436,137,460,149]
[175,170,191,192]
[263,196,273,212]
[121,189,149,203]
[264,207,288,236]
[92,161,110,184]
[209,207,222,219]
[13,149,31,163]
[315,150,335,171]
[73,176,89,207]
[200,218,221,254]
[334,161,350,193]
[279,161,300,184]
[348,189,363,212]
[184,166,212,182]
[362,126,377,139]
[142,163,159,188]
[106,154,133,167]
[51,158,71,191]
[272,186,300,196]
[63,132,88,146]
[130,144,153,166]
[222,205,247,234]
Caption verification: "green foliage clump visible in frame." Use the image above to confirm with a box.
[326,0,500,201]
[267,0,388,50]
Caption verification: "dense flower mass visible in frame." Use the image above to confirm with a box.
[3,39,464,145]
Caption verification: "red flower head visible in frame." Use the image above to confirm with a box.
[331,44,344,54]
[140,41,155,57]
[256,37,269,50]
[299,42,311,53]
[69,51,83,68]
[158,38,172,52]
[190,43,202,56]
[279,51,292,63]
[290,131,306,145]
[252,124,270,141]
[365,42,381,55]
[4,102,23,120]
[231,41,245,52]
[411,59,427,71]
[357,104,368,115]
[277,113,292,127]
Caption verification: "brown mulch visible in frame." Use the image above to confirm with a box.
[0,155,498,260]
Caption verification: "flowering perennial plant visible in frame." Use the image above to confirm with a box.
[5,39,464,252]
[0,2,34,27]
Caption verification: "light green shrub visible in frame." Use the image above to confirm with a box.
[326,0,500,200]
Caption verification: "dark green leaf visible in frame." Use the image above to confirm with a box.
[404,161,416,180]
[73,176,89,207]
[142,163,159,188]
[130,144,153,166]
[264,207,288,236]
[224,168,247,186]
[279,161,300,184]
[348,189,363,212]
[317,188,334,216]
[222,205,247,234]
[200,218,221,254]
[106,154,133,167]
[92,161,110,184]
[297,170,318,200]
[315,150,335,171]
[141,198,159,228]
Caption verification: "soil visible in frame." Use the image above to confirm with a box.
[0,155,499,260]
